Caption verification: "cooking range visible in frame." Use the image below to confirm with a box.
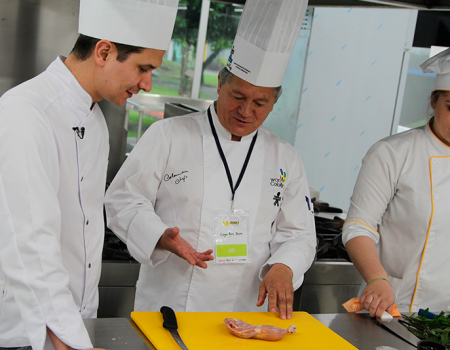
[294,200,361,314]
[313,200,350,262]
[101,200,351,262]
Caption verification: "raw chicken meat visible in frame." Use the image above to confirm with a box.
[224,318,296,341]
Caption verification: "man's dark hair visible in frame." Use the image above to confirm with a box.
[70,34,145,62]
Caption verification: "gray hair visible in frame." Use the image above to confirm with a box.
[218,67,282,103]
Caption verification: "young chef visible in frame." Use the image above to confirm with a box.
[343,48,450,318]
[0,1,178,349]
[105,0,316,321]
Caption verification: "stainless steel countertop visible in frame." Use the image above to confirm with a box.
[84,318,155,350]
[314,313,416,349]
[85,313,417,349]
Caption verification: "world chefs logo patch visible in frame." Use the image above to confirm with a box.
[270,169,286,188]
[280,169,286,184]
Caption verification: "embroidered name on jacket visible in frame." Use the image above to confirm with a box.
[164,170,188,184]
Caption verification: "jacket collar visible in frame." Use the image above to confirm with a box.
[209,104,258,142]
[46,56,96,125]
[425,117,450,155]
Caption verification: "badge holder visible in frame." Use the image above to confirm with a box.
[213,209,251,265]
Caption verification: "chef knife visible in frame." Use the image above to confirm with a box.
[376,312,420,347]
[160,306,190,350]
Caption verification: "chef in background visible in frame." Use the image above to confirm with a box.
[105,0,315,320]
[343,48,450,318]
[0,1,178,349]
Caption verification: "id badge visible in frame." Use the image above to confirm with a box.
[213,209,251,264]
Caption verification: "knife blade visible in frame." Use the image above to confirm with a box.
[376,312,420,348]
[160,306,190,350]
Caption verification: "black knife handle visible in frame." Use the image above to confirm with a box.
[160,306,178,330]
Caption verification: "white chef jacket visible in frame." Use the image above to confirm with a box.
[343,120,450,313]
[105,105,316,312]
[0,56,109,349]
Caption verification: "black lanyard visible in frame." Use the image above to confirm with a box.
[207,108,258,211]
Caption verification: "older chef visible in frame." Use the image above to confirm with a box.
[105,0,315,321]
[0,1,178,350]
[343,48,450,318]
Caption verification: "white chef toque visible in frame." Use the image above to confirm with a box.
[420,47,450,91]
[78,0,179,50]
[226,0,308,87]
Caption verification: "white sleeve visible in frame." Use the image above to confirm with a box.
[105,121,170,265]
[342,140,401,246]
[0,101,92,350]
[259,156,317,290]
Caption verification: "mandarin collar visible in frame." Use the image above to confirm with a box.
[209,104,258,142]
[46,56,96,124]
[425,117,450,155]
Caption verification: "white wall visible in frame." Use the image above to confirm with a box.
[294,7,417,210]
[263,9,312,145]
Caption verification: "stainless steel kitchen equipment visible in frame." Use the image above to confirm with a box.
[98,261,140,318]
[164,103,201,119]
[126,93,213,142]
[294,201,363,314]
[295,261,362,314]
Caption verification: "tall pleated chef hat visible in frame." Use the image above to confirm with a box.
[420,47,450,91]
[78,0,179,50]
[226,0,308,87]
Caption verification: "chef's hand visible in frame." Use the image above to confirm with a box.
[257,263,294,320]
[360,279,395,318]
[47,328,106,350]
[345,236,395,319]
[157,227,214,268]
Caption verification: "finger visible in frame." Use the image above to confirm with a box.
[165,226,177,238]
[183,254,197,266]
[359,293,366,306]
[368,298,381,318]
[376,303,388,319]
[286,289,294,320]
[193,254,210,269]
[196,255,214,262]
[195,259,208,269]
[376,300,391,318]
[177,249,197,266]
[359,287,370,306]
[278,291,287,320]
[197,250,214,261]
[362,294,373,311]
[359,297,365,310]
[267,289,278,314]
[386,304,394,315]
[257,283,267,307]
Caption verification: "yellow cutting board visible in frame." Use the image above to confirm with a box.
[131,311,358,350]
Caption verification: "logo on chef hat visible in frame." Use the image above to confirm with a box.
[223,220,230,226]
[227,46,235,71]
[280,169,286,184]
